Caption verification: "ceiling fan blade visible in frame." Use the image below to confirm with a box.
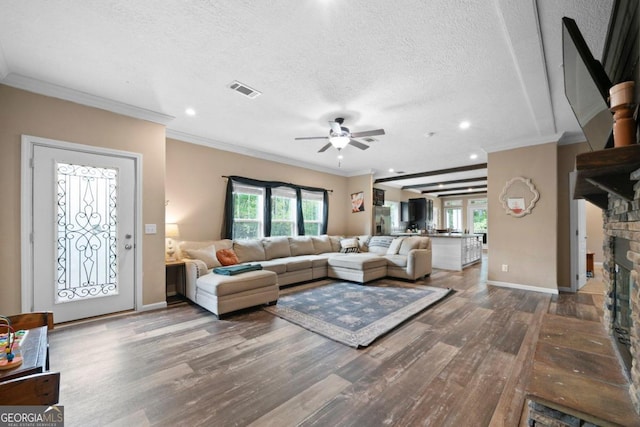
[318,143,333,153]
[349,139,370,150]
[350,129,385,138]
[328,121,342,134]
[295,136,329,140]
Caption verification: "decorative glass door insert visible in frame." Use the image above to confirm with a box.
[56,162,119,303]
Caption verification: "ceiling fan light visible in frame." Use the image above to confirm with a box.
[329,135,350,149]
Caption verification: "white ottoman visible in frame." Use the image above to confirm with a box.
[195,269,278,318]
[327,254,387,283]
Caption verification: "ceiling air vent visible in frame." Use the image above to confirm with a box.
[228,80,262,99]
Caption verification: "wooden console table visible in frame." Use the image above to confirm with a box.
[0,326,48,382]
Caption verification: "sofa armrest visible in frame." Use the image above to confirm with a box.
[183,259,208,301]
[407,248,432,278]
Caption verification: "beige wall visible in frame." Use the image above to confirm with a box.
[165,138,352,240]
[488,143,558,291]
[346,174,374,236]
[0,84,167,315]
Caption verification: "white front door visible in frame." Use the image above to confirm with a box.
[28,141,137,323]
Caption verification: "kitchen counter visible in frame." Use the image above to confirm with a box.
[428,234,482,271]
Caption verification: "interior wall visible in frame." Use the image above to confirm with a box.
[0,84,167,315]
[557,141,590,287]
[165,138,350,240]
[346,173,373,236]
[487,142,558,291]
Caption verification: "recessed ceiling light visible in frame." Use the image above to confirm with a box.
[185,108,196,116]
[439,184,444,188]
[337,154,344,160]
[459,121,471,130]
[388,168,394,173]
[470,153,478,160]
[468,188,473,191]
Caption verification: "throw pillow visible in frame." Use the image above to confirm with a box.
[340,237,359,249]
[386,237,405,255]
[216,248,239,266]
[340,247,359,253]
[182,244,221,269]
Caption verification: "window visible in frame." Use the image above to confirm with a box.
[301,190,324,236]
[224,176,328,239]
[271,187,297,236]
[468,198,488,234]
[444,199,463,231]
[232,183,264,239]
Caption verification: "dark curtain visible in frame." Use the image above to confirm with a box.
[222,178,234,239]
[264,187,272,237]
[321,190,329,234]
[222,176,329,239]
[295,188,304,235]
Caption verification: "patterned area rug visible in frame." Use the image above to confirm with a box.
[263,280,451,348]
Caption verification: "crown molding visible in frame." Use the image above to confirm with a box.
[557,131,587,145]
[482,132,562,153]
[166,129,350,177]
[1,73,174,125]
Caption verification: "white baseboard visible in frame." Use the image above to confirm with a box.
[487,280,559,295]
[140,301,168,312]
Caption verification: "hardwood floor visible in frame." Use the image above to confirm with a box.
[48,261,628,427]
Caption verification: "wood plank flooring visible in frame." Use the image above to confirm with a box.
[47,261,635,426]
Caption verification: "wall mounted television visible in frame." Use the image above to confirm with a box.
[562,16,614,151]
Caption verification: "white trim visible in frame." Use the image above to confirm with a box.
[20,135,144,316]
[482,133,562,153]
[140,302,168,312]
[487,280,559,295]
[3,73,174,125]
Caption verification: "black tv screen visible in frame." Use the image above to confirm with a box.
[562,17,614,151]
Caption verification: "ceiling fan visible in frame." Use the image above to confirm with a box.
[295,118,385,152]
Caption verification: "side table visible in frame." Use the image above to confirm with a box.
[165,260,186,304]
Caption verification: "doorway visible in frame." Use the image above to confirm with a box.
[21,136,142,323]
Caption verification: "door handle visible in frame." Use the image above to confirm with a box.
[125,244,133,250]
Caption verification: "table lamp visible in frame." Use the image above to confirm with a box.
[165,223,180,261]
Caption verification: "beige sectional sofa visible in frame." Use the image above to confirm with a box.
[177,235,432,317]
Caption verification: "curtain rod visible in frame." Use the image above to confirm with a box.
[221,176,332,192]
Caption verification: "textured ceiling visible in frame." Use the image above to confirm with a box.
[0,0,614,190]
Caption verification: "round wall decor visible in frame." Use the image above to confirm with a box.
[499,177,539,217]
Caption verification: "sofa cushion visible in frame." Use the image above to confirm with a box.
[311,235,333,254]
[329,236,343,252]
[328,254,387,269]
[257,259,287,274]
[367,236,394,255]
[285,258,313,272]
[399,236,422,255]
[197,269,277,297]
[386,237,405,255]
[263,236,292,260]
[182,244,221,269]
[216,248,239,266]
[357,235,371,252]
[178,239,232,260]
[385,255,408,268]
[289,237,315,256]
[234,240,266,263]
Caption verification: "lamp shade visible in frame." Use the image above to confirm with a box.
[329,135,350,149]
[165,223,180,238]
